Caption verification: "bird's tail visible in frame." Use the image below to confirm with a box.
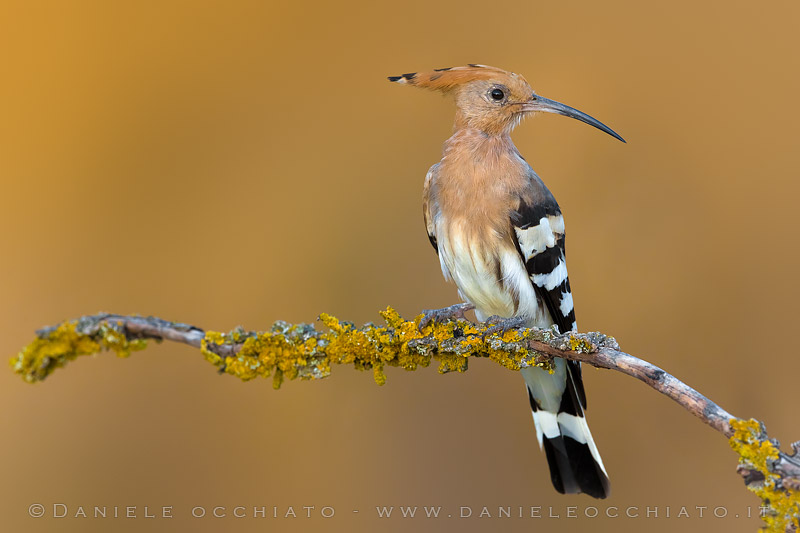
[521,360,610,499]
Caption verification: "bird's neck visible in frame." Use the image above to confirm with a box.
[434,127,530,248]
[437,127,530,211]
[442,128,518,165]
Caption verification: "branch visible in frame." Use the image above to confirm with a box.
[9,308,799,531]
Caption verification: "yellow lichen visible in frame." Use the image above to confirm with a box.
[200,331,226,365]
[14,307,554,388]
[9,321,147,383]
[96,322,148,358]
[729,418,800,532]
[568,334,594,353]
[373,363,387,386]
[193,306,551,388]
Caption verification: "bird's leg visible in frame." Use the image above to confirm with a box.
[481,315,529,340]
[418,302,475,331]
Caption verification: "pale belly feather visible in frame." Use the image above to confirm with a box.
[436,218,550,327]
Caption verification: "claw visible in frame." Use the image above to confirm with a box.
[418,303,475,332]
[481,315,528,341]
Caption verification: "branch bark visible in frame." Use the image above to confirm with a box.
[10,309,799,531]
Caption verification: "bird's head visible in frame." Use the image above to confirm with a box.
[389,64,624,141]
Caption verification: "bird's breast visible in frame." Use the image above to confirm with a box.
[426,131,548,323]
[435,217,545,323]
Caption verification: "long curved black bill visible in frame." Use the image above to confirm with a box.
[525,95,625,143]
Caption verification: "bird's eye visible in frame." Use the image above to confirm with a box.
[490,88,505,101]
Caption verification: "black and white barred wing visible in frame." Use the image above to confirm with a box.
[511,198,585,410]
[511,198,609,499]
[512,202,575,334]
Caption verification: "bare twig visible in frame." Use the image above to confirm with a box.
[526,337,737,437]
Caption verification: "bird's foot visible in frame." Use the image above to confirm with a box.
[481,315,528,340]
[418,303,475,332]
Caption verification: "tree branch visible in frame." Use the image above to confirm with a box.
[9,308,799,531]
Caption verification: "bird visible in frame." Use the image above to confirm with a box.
[389,64,624,499]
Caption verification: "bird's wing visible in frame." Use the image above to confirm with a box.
[422,164,438,253]
[511,198,576,333]
[511,176,607,498]
[511,194,585,407]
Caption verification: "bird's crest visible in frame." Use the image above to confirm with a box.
[388,64,526,93]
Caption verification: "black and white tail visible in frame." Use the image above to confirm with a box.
[522,360,609,499]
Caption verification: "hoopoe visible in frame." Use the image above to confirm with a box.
[389,64,624,499]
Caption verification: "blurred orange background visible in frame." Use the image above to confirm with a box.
[2,1,798,532]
